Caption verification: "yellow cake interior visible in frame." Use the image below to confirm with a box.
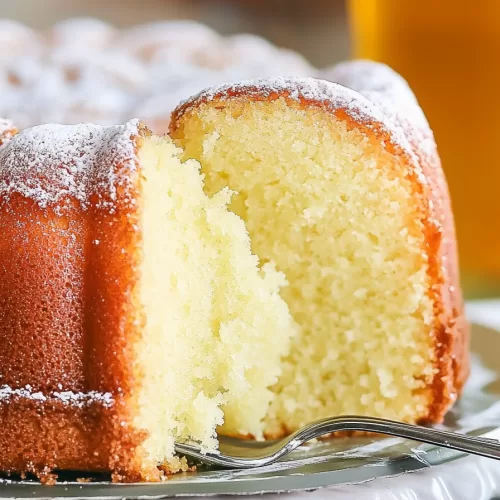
[172,97,436,434]
[132,134,293,468]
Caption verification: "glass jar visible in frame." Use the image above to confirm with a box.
[349,0,500,297]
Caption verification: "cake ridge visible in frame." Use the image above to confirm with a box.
[0,384,114,408]
[172,75,427,187]
[0,119,141,213]
[175,76,385,123]
[321,60,437,163]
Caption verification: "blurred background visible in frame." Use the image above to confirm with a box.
[0,0,350,66]
[1,0,499,299]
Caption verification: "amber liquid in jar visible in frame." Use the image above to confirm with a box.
[349,0,500,296]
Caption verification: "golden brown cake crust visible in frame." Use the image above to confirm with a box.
[171,71,469,425]
[0,120,160,481]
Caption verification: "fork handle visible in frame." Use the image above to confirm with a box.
[287,415,500,461]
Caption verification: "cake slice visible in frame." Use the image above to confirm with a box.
[0,120,293,481]
[170,69,469,437]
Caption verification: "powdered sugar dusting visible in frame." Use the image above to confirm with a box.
[0,384,114,408]
[0,119,140,213]
[321,60,437,164]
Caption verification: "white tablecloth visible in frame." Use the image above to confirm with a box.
[218,300,500,500]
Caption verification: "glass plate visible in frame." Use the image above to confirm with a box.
[1,323,499,498]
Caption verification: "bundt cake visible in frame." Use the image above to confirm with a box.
[0,119,294,481]
[0,19,469,481]
[170,65,469,436]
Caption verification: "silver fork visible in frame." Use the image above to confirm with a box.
[174,415,500,468]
